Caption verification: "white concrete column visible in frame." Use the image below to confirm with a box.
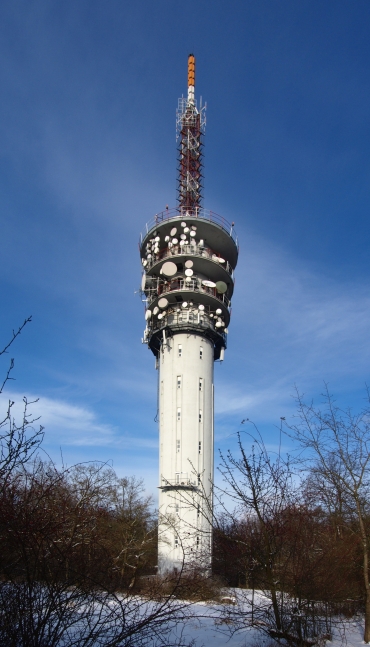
[158,332,214,572]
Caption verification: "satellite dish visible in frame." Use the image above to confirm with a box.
[185,277,191,283]
[191,225,197,230]
[190,231,196,237]
[172,238,178,244]
[216,281,227,294]
[216,308,222,315]
[218,258,225,263]
[145,310,152,320]
[168,242,172,248]
[153,307,159,315]
[170,227,177,236]
[202,280,216,288]
[224,328,228,334]
[165,235,170,242]
[198,304,205,311]
[181,221,187,227]
[162,261,177,277]
[212,255,220,262]
[185,259,193,268]
[155,236,160,242]
[158,313,163,320]
[182,301,188,308]
[141,274,146,291]
[180,234,186,240]
[215,321,222,328]
[184,227,189,233]
[147,253,152,259]
[179,240,185,246]
[158,297,168,309]
[185,268,193,277]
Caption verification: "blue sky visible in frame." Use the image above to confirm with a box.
[2,0,370,497]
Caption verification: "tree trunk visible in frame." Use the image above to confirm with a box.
[365,592,370,643]
[356,498,370,642]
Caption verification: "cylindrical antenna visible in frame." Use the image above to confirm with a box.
[188,54,195,104]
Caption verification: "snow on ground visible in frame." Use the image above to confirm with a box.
[165,591,367,647]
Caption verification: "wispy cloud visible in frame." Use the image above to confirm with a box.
[4,391,157,451]
[215,229,370,417]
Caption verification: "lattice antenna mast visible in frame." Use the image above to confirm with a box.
[176,54,206,210]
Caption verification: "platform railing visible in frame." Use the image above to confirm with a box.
[139,207,238,249]
[144,307,228,342]
[145,277,231,309]
[160,476,197,488]
[142,242,234,276]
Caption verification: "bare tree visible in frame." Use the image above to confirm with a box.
[0,317,43,490]
[0,322,194,646]
[0,458,193,646]
[287,385,370,642]
[214,428,334,647]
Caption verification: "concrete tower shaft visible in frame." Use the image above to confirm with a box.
[139,58,238,573]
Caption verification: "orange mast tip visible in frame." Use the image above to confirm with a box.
[188,54,195,87]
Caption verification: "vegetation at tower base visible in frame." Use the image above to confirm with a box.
[2,321,370,645]
[287,386,370,644]
[0,323,196,647]
[208,393,370,646]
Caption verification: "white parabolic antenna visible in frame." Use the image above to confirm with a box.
[182,301,188,308]
[185,259,193,268]
[216,308,222,315]
[185,268,193,277]
[216,281,227,294]
[162,261,177,277]
[170,227,177,236]
[202,280,216,288]
[158,297,168,309]
[145,310,152,320]
[190,230,196,237]
[141,274,146,291]
[198,304,205,311]
[153,307,159,315]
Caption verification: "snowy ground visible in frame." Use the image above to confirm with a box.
[167,591,367,647]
